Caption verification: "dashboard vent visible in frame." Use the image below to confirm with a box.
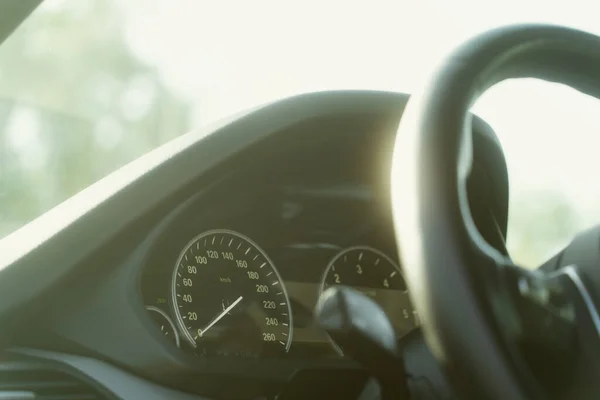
[0,359,110,400]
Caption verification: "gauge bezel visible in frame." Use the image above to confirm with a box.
[146,305,181,348]
[320,245,408,354]
[320,245,419,351]
[320,245,404,295]
[170,228,294,352]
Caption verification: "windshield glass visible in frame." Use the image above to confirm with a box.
[1,0,599,268]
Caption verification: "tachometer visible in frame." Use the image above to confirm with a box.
[172,229,292,357]
[321,246,418,339]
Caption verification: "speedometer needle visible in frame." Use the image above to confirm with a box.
[198,296,243,337]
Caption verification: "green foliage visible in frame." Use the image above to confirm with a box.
[0,0,192,238]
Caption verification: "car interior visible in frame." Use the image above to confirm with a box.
[0,1,599,400]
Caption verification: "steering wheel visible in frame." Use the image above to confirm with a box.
[392,24,600,400]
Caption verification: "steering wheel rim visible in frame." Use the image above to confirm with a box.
[391,24,600,399]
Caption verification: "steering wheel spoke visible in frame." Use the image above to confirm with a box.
[539,266,600,398]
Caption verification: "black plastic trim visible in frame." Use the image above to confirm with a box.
[10,348,205,400]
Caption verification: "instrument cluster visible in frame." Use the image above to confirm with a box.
[140,177,418,360]
[139,120,420,360]
[142,230,417,359]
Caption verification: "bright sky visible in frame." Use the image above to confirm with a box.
[39,0,600,265]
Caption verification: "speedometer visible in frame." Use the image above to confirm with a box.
[172,229,293,358]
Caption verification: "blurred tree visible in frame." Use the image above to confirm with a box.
[507,190,581,268]
[0,0,192,238]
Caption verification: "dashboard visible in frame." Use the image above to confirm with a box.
[140,168,419,360]
[1,91,509,400]
[136,109,419,362]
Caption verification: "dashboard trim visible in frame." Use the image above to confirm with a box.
[10,348,205,400]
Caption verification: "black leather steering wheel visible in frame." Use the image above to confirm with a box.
[392,24,600,400]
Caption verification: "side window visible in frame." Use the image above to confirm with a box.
[0,0,192,239]
[474,80,600,268]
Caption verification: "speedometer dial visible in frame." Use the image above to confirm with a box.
[172,229,292,358]
[322,246,418,339]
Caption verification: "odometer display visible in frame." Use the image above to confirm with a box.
[172,229,292,357]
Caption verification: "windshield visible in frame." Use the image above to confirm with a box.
[1,0,599,268]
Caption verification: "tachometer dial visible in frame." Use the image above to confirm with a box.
[172,229,293,357]
[322,246,418,339]
[146,306,180,348]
